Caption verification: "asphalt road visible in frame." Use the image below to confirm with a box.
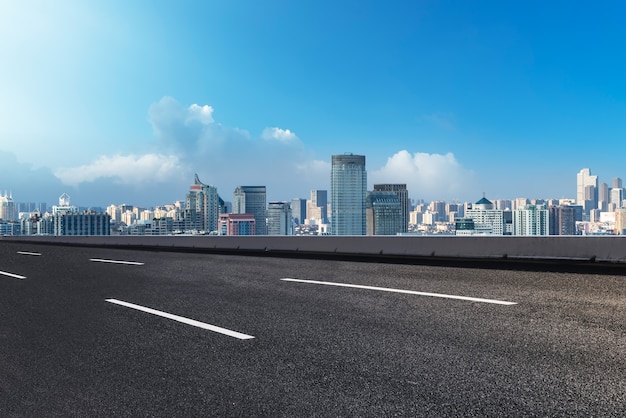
[1,241,625,417]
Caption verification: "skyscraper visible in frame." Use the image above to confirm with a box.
[186,174,220,233]
[233,186,267,235]
[577,168,596,204]
[267,201,292,235]
[373,184,409,232]
[331,154,366,235]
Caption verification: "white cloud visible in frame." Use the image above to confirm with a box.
[187,104,214,125]
[370,150,476,201]
[261,127,299,142]
[54,154,184,187]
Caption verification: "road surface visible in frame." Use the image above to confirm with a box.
[1,242,625,416]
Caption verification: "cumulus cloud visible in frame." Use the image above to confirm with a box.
[46,96,479,206]
[187,104,214,125]
[261,127,299,142]
[370,150,476,201]
[54,154,184,187]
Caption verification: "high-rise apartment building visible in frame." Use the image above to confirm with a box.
[0,191,15,221]
[513,204,549,236]
[267,201,292,235]
[374,184,409,232]
[331,154,366,235]
[548,206,577,235]
[428,200,447,222]
[233,186,267,235]
[186,174,220,233]
[366,191,403,235]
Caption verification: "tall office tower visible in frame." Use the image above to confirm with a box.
[584,184,597,218]
[613,178,623,189]
[310,190,328,223]
[291,198,307,225]
[233,186,267,235]
[465,197,505,235]
[548,206,576,235]
[577,168,598,206]
[513,204,549,236]
[598,182,609,211]
[611,188,624,209]
[186,174,220,233]
[366,191,403,235]
[331,153,366,235]
[267,201,292,235]
[374,184,409,232]
[0,191,15,221]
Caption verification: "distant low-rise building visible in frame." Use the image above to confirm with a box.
[465,197,504,235]
[219,213,256,236]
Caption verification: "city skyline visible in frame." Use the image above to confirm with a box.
[2,2,626,206]
[1,165,625,213]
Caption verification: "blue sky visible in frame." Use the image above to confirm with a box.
[1,0,625,208]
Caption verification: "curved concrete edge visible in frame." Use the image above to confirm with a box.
[2,235,626,265]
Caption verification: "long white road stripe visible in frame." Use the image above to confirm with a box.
[0,270,26,280]
[105,299,255,340]
[90,259,144,266]
[17,251,41,256]
[281,278,517,305]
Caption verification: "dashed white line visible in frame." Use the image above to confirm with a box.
[281,278,517,305]
[90,258,144,266]
[0,270,26,280]
[105,299,255,340]
[17,251,42,256]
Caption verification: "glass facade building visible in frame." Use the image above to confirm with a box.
[366,192,403,235]
[233,186,267,235]
[331,154,366,235]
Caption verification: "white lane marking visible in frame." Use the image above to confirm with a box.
[105,299,255,340]
[281,278,517,305]
[90,258,144,266]
[0,270,26,280]
[17,251,42,256]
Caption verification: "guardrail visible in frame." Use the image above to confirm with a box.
[3,235,626,265]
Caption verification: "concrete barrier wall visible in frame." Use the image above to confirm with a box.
[3,235,626,263]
